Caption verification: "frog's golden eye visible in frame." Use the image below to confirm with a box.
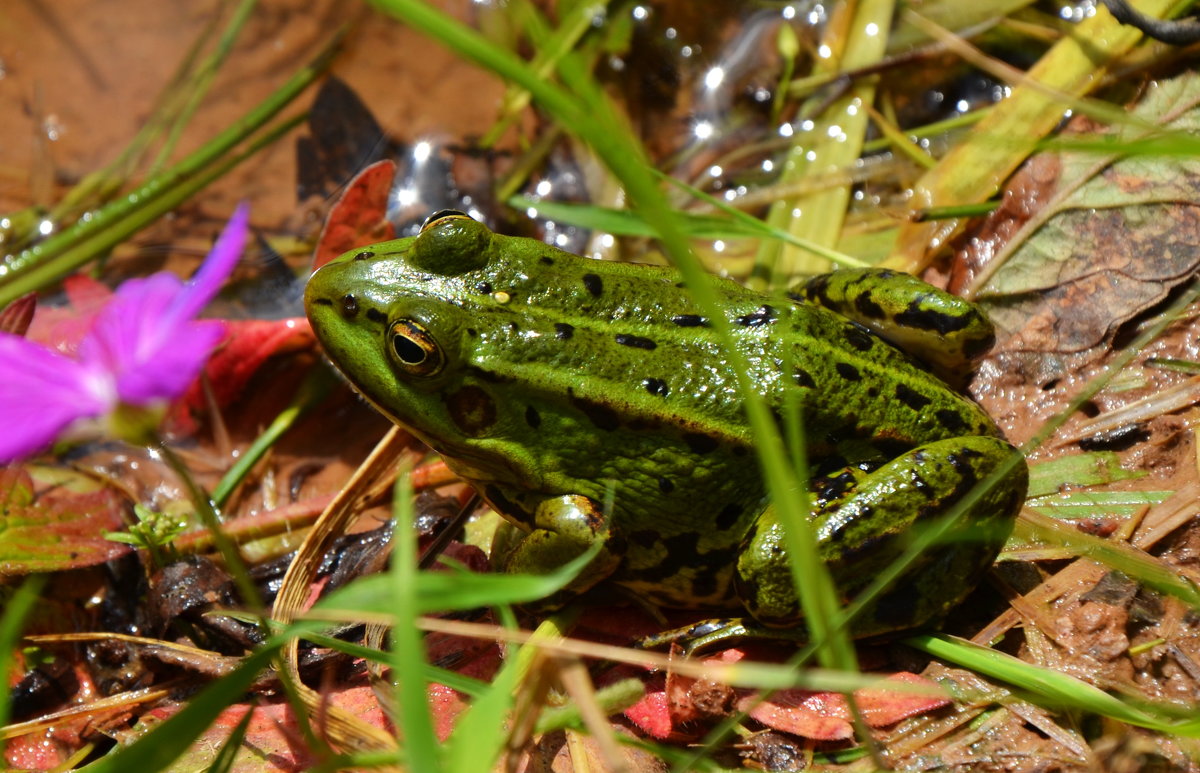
[388,319,443,377]
[420,209,472,232]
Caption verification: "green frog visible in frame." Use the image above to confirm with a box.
[305,210,1027,647]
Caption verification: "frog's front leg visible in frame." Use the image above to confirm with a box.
[738,435,1027,638]
[496,493,623,608]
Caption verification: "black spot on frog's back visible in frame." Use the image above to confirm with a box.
[871,436,912,458]
[842,323,876,352]
[582,273,603,297]
[715,503,742,531]
[615,333,657,350]
[963,330,996,359]
[628,529,661,550]
[895,299,972,334]
[671,314,708,328]
[936,409,968,434]
[643,377,669,397]
[835,362,861,382]
[854,291,886,319]
[895,383,932,411]
[735,305,777,327]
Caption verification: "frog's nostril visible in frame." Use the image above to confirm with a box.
[339,294,358,318]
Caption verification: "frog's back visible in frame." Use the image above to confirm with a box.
[473,241,998,466]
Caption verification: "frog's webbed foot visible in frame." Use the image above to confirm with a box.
[638,618,807,655]
[497,493,622,610]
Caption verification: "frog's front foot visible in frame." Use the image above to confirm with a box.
[497,493,622,609]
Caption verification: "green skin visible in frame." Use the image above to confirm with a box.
[305,212,1028,646]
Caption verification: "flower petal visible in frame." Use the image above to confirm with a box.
[174,201,249,322]
[77,205,248,406]
[114,320,226,405]
[0,334,110,461]
[81,273,183,374]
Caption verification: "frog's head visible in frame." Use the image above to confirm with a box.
[304,211,556,468]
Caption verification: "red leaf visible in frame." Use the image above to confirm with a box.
[141,685,390,771]
[425,630,503,740]
[625,640,950,743]
[168,317,315,434]
[624,648,744,741]
[313,160,397,270]
[741,689,856,741]
[740,672,950,741]
[623,680,674,740]
[854,671,952,726]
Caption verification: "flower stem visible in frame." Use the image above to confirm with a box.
[156,436,266,618]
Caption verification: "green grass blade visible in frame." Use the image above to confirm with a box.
[510,197,764,240]
[655,170,868,268]
[0,576,45,761]
[151,0,260,174]
[212,367,335,508]
[1026,451,1145,498]
[1016,511,1200,607]
[481,0,615,147]
[203,701,255,773]
[0,39,334,306]
[907,633,1200,736]
[312,545,600,617]
[387,470,442,772]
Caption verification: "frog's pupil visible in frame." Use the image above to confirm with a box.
[393,335,427,364]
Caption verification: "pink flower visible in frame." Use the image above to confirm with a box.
[0,203,249,462]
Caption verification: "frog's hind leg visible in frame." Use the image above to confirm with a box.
[737,435,1027,638]
[795,268,996,388]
